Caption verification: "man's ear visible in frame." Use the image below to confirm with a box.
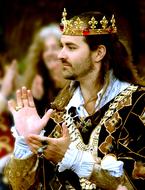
[93,45,106,62]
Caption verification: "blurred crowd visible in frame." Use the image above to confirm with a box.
[0,23,67,189]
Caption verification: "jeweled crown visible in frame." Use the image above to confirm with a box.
[60,8,117,36]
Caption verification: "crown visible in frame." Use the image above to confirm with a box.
[60,8,117,36]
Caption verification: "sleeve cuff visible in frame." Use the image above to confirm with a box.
[58,145,95,178]
[101,154,124,177]
[14,137,33,159]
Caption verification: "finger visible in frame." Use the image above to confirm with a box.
[8,99,16,113]
[61,122,69,138]
[21,86,29,107]
[41,109,53,128]
[16,89,23,107]
[29,143,40,154]
[11,59,17,69]
[26,136,42,147]
[27,135,49,154]
[27,134,49,143]
[27,89,35,107]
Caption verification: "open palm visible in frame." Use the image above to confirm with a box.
[8,86,53,137]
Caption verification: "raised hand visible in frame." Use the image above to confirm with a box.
[1,59,18,98]
[8,86,53,137]
[0,59,18,113]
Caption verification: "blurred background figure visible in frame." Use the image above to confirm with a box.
[0,23,67,189]
[0,58,18,158]
[22,23,67,116]
[0,58,19,190]
[0,59,18,114]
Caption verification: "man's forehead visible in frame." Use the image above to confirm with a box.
[61,35,85,44]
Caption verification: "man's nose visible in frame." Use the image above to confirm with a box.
[58,48,66,59]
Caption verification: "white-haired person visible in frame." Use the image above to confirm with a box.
[22,23,67,116]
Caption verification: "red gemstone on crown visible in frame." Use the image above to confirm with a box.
[83,28,90,36]
[60,23,64,31]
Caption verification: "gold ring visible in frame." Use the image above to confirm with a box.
[37,145,48,157]
[37,147,44,154]
[15,106,23,111]
[21,94,27,99]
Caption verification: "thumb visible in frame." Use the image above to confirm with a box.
[61,122,69,138]
[41,109,53,127]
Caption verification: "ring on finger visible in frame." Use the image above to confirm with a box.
[21,94,27,99]
[37,145,48,157]
[15,105,23,111]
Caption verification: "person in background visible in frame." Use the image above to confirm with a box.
[0,59,18,158]
[0,58,18,190]
[4,9,145,190]
[22,23,67,116]
[0,59,18,114]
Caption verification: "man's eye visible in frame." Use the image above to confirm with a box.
[68,46,76,50]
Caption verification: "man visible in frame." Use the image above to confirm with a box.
[4,9,145,190]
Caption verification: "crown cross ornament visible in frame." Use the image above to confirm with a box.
[60,8,117,36]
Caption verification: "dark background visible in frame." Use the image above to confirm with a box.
[0,0,144,75]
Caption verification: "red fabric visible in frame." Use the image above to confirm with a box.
[0,113,15,158]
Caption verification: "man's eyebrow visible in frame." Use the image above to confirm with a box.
[66,42,77,45]
[62,42,79,46]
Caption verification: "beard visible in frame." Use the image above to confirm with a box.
[61,58,75,80]
[62,68,77,80]
[61,56,94,81]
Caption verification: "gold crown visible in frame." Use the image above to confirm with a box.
[60,8,117,36]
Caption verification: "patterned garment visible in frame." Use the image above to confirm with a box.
[55,85,145,189]
[4,85,145,190]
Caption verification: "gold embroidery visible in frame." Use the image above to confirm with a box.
[117,95,132,110]
[0,124,9,131]
[54,85,137,158]
[77,118,92,133]
[132,161,145,180]
[79,178,96,189]
[139,87,145,91]
[61,85,138,158]
[99,135,114,154]
[105,112,122,133]
[140,109,145,125]
[0,136,13,152]
[97,85,137,155]
[50,110,64,123]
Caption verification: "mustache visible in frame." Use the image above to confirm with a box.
[61,58,71,66]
